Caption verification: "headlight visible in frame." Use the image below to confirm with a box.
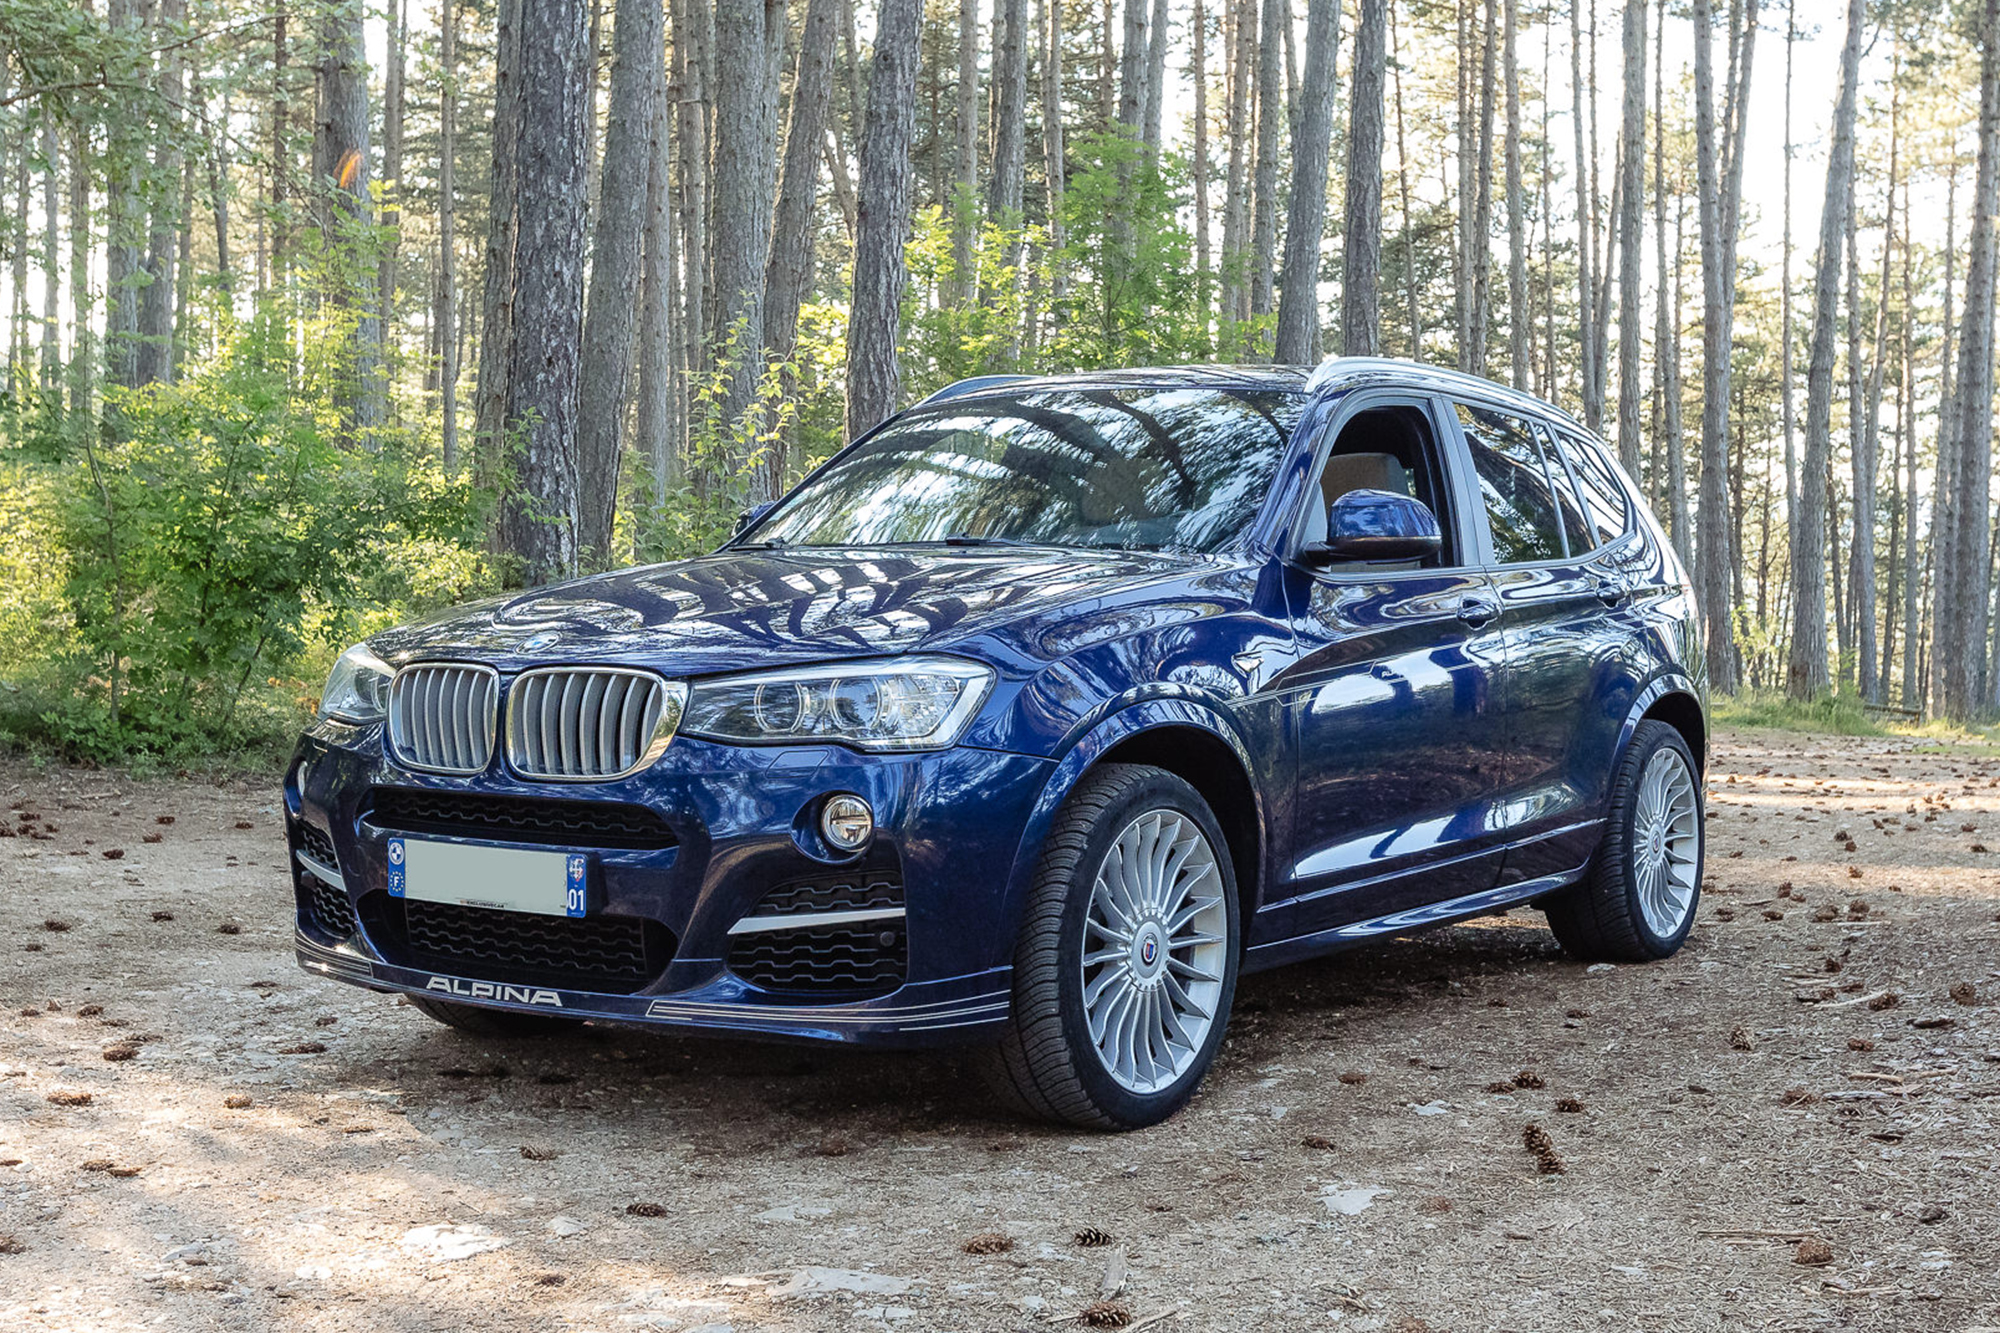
[318,643,394,722]
[681,657,994,751]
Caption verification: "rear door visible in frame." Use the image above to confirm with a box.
[1452,400,1633,883]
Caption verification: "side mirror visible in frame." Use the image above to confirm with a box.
[733,500,776,537]
[1303,488,1442,564]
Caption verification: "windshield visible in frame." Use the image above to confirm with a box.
[743,386,1306,553]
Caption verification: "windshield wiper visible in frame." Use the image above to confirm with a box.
[732,535,794,551]
[940,532,1041,548]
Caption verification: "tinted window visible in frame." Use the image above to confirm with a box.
[1552,429,1633,547]
[1532,424,1597,554]
[748,387,1305,553]
[1456,402,1570,564]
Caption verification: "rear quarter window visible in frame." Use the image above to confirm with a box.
[1551,429,1635,548]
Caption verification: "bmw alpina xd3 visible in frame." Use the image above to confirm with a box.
[288,357,1708,1129]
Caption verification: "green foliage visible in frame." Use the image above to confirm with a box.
[0,317,491,764]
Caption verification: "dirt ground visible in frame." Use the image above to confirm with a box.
[1,729,1996,1333]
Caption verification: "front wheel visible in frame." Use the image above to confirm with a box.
[981,763,1241,1129]
[1545,720,1704,962]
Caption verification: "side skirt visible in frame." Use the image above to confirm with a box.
[1241,868,1584,975]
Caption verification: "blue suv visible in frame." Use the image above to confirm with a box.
[289,357,1707,1129]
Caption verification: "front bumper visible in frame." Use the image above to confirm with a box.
[285,718,1053,1047]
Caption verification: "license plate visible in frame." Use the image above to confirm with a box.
[386,837,588,918]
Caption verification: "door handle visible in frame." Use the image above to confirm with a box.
[1591,576,1629,607]
[1457,595,1498,627]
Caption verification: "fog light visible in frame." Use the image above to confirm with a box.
[821,794,874,851]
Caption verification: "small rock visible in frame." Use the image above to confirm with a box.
[399,1224,510,1262]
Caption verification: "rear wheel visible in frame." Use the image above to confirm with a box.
[981,764,1241,1129]
[406,994,583,1037]
[1546,720,1704,962]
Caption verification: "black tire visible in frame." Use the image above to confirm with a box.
[1545,720,1705,963]
[406,994,583,1037]
[980,763,1241,1130]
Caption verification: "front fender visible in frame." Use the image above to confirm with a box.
[990,697,1267,964]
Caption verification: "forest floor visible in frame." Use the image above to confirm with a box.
[1,728,1997,1333]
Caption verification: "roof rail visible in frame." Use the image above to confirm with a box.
[914,374,1035,407]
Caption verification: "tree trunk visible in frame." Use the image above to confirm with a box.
[1940,0,2000,718]
[1779,0,1796,581]
[709,0,773,433]
[1340,0,1385,358]
[1143,0,1171,151]
[952,0,977,303]
[1614,0,1646,475]
[495,0,591,586]
[576,0,666,557]
[1046,0,1068,295]
[671,0,712,470]
[39,110,60,392]
[1273,0,1340,364]
[1785,0,1863,701]
[1567,0,1594,422]
[1499,0,1525,385]
[312,0,385,435]
[1118,0,1148,133]
[1691,0,1759,694]
[1190,0,1206,318]
[844,0,923,438]
[1220,0,1253,324]
[766,0,838,369]
[1652,15,1685,558]
[1466,0,1496,376]
[1248,0,1284,328]
[637,41,677,508]
[475,0,523,482]
[380,0,407,334]
[989,0,1028,219]
[66,98,91,418]
[439,0,460,471]
[102,0,144,395]
[1393,3,1420,359]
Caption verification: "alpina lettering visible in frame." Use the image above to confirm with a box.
[425,976,564,1008]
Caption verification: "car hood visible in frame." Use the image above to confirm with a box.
[369,545,1227,677]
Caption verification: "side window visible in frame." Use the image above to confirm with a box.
[1455,402,1572,564]
[1552,429,1634,548]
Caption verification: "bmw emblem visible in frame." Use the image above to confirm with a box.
[522,631,560,652]
[1139,936,1158,966]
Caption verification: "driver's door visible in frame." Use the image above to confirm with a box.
[1264,393,1513,938]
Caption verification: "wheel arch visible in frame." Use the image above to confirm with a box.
[1000,701,1268,963]
[1620,673,1707,774]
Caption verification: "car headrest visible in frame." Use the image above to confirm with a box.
[1320,451,1412,505]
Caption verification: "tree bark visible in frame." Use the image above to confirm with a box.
[1393,3,1420,359]
[1143,0,1171,151]
[138,0,184,387]
[1691,0,1758,694]
[951,0,977,302]
[474,0,523,482]
[1613,0,1646,475]
[438,0,460,472]
[1046,0,1068,295]
[1220,0,1253,324]
[39,110,60,392]
[1341,0,1386,358]
[709,0,773,433]
[1502,0,1526,386]
[1118,0,1148,133]
[1785,0,1863,701]
[845,0,923,438]
[637,40,677,509]
[765,0,838,368]
[1273,0,1341,364]
[575,0,666,558]
[66,93,91,418]
[1467,0,1496,376]
[102,0,144,395]
[989,0,1028,218]
[1940,0,2000,718]
[495,0,591,586]
[312,0,385,435]
[380,0,407,335]
[1567,0,1594,421]
[1248,0,1285,327]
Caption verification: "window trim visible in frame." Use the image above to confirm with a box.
[1451,394,1584,569]
[1279,389,1482,579]
[1544,423,1641,555]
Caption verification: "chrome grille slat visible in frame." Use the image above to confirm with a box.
[505,667,683,781]
[387,663,498,775]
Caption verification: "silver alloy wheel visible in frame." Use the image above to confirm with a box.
[1081,808,1230,1094]
[1632,746,1701,938]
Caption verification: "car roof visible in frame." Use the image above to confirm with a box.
[915,356,1589,435]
